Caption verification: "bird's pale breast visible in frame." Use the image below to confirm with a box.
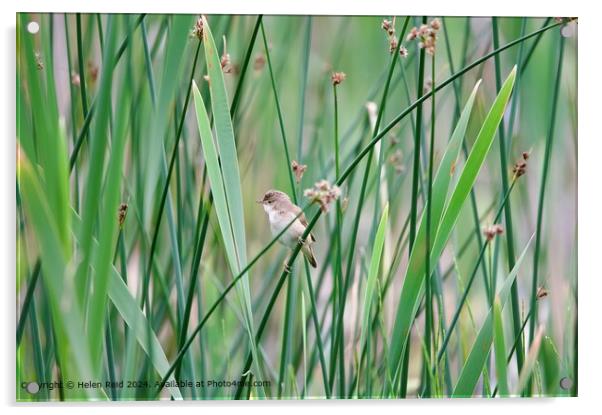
[264,205,305,248]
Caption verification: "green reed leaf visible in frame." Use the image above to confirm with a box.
[452,233,533,397]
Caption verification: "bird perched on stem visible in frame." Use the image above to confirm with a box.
[257,189,317,268]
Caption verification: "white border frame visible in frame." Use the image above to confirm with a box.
[2,1,597,414]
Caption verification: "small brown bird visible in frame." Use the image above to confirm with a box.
[257,190,317,268]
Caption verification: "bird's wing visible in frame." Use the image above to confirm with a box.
[292,204,315,242]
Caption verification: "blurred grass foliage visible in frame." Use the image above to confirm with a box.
[16,13,577,400]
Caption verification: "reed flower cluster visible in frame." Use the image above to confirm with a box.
[331,71,346,85]
[512,151,530,178]
[382,18,408,57]
[118,203,128,228]
[191,16,204,40]
[304,180,341,212]
[407,18,441,55]
[483,223,504,241]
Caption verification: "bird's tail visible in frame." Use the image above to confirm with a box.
[301,243,317,268]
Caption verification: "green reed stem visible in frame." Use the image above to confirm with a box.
[296,16,312,166]
[139,39,200,312]
[329,80,346,396]
[231,16,263,121]
[16,260,40,346]
[435,179,517,365]
[520,18,553,75]
[260,21,297,198]
[68,14,145,171]
[442,17,491,303]
[409,16,428,252]
[140,20,156,106]
[75,14,89,120]
[423,48,436,398]
[527,32,565,393]
[491,308,533,397]
[260,19,330,396]
[28,297,47,401]
[491,17,525,380]
[402,15,427,398]
[104,307,117,400]
[505,18,527,155]
[63,14,80,210]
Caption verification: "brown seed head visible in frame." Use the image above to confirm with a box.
[483,224,504,241]
[424,78,433,93]
[536,286,548,299]
[253,53,266,71]
[388,149,404,174]
[512,151,530,178]
[381,19,393,33]
[118,203,128,227]
[192,16,204,41]
[394,164,405,174]
[389,36,399,54]
[35,52,44,70]
[88,61,99,82]
[388,149,403,165]
[512,160,527,178]
[450,160,457,175]
[291,160,307,184]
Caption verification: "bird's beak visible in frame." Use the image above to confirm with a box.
[256,199,263,204]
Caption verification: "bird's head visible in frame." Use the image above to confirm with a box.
[257,189,290,207]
